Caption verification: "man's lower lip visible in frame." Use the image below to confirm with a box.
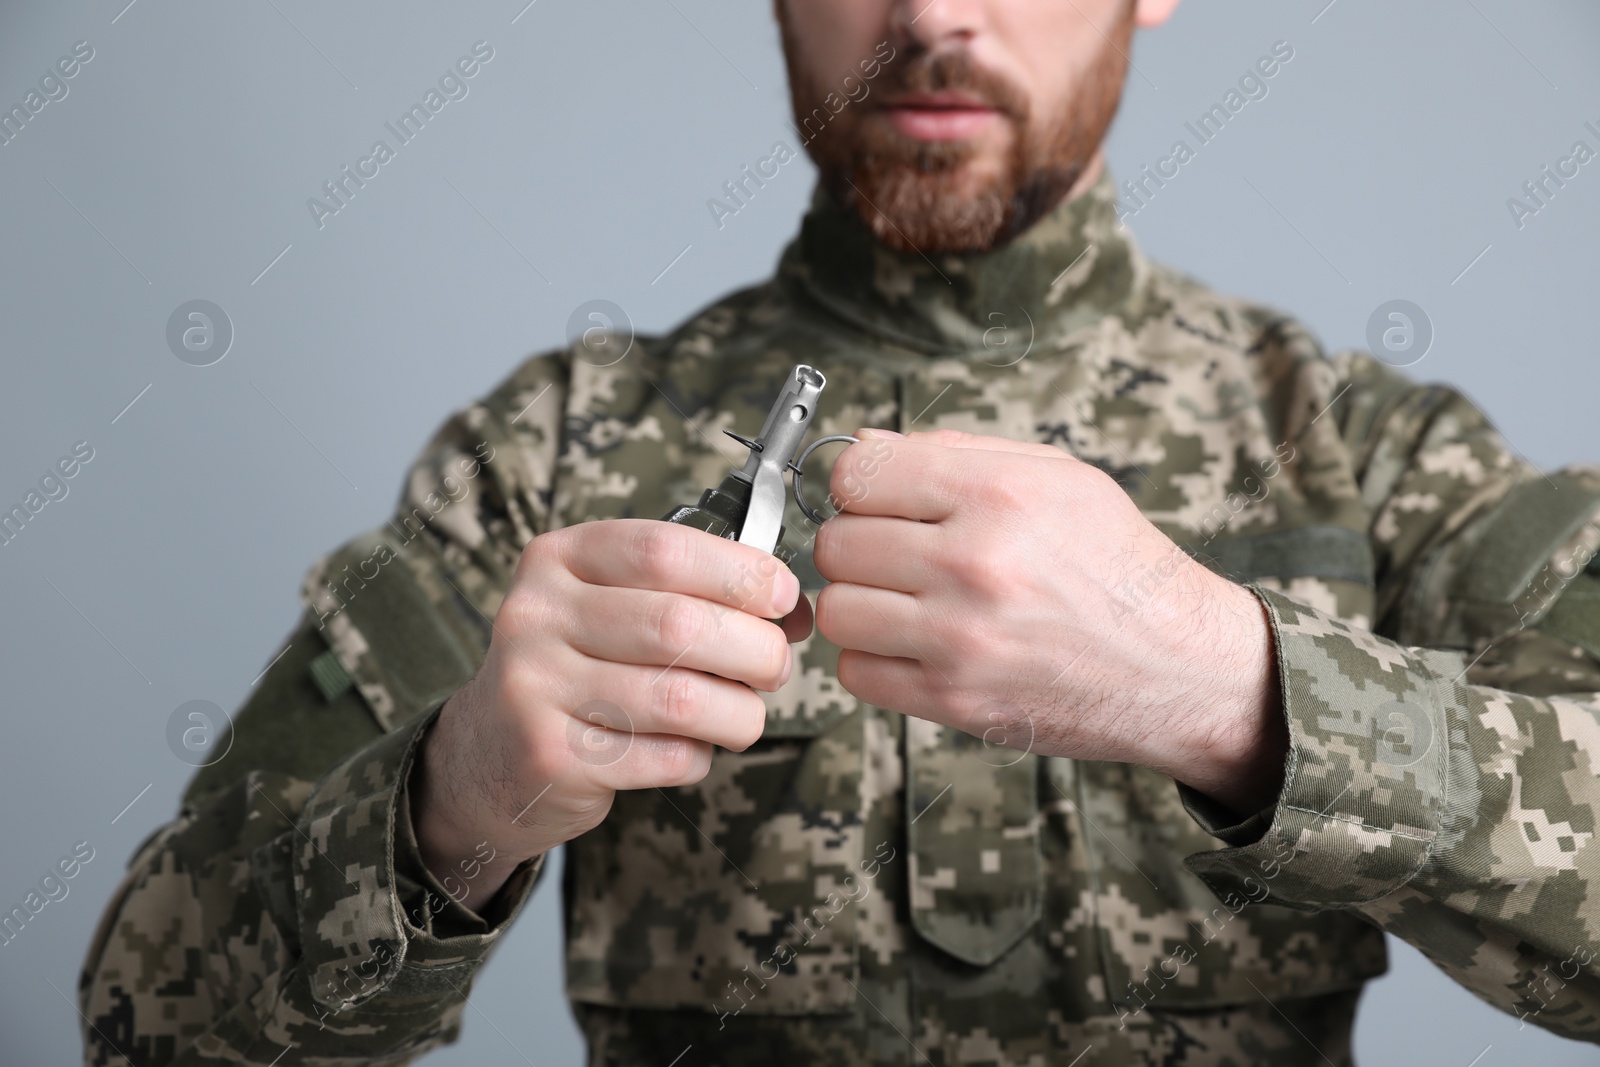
[885,106,999,141]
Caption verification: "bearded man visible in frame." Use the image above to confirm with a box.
[81,1,1600,1064]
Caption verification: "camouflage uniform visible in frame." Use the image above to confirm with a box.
[81,172,1600,1066]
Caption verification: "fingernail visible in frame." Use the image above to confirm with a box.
[775,569,800,613]
[859,427,904,439]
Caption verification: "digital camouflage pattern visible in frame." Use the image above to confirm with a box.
[80,171,1600,1065]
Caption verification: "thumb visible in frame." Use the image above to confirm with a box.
[778,589,814,644]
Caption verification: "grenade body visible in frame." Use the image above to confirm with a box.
[659,472,798,567]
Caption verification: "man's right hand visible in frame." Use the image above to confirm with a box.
[411,519,809,912]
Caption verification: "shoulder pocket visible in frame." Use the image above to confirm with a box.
[301,528,487,732]
[1402,471,1600,649]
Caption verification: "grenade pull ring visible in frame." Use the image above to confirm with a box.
[789,434,860,527]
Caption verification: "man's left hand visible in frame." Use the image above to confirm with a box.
[811,427,1288,817]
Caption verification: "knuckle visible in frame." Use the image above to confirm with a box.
[657,669,707,734]
[681,746,713,785]
[975,474,1032,514]
[1071,460,1120,500]
[947,539,1013,595]
[831,453,874,509]
[834,648,880,707]
[497,660,542,711]
[497,587,543,636]
[656,737,706,784]
[652,594,704,655]
[632,522,690,586]
[719,562,753,611]
[516,528,565,579]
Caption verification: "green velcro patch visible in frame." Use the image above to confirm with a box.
[1538,572,1600,662]
[308,648,354,703]
[1187,525,1375,587]
[1457,475,1600,605]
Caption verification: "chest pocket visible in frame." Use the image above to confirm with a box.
[1067,758,1388,1011]
[562,555,874,1015]
[562,692,868,1016]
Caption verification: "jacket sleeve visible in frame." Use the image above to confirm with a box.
[1182,350,1600,1043]
[78,350,573,1066]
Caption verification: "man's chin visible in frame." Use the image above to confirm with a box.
[834,164,1014,256]
[819,120,1030,254]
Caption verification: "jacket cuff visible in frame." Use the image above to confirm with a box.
[292,706,542,1010]
[1183,586,1459,911]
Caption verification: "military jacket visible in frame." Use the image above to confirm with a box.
[80,173,1600,1066]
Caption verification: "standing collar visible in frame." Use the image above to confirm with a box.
[776,169,1142,357]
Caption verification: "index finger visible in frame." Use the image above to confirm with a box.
[556,519,799,617]
[828,433,979,521]
[903,426,1071,461]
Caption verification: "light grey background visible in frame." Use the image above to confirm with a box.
[2,1,1597,1064]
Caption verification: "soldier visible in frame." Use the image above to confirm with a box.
[80,0,1600,1064]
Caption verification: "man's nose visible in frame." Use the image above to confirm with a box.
[889,0,989,53]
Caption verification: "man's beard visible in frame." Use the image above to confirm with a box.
[778,11,1134,255]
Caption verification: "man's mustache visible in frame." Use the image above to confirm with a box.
[873,49,1030,123]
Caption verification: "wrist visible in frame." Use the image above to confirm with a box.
[1163,580,1288,817]
[411,693,524,912]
